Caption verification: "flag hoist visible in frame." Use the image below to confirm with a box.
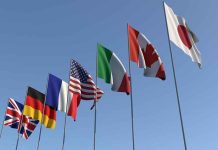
[1,97,39,150]
[61,59,103,150]
[163,2,202,150]
[126,27,136,150]
[97,43,131,150]
[45,73,70,150]
[22,85,56,150]
[127,23,166,150]
[16,87,43,150]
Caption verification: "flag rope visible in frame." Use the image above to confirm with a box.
[61,60,72,150]
[163,2,188,150]
[127,23,136,150]
[36,77,49,150]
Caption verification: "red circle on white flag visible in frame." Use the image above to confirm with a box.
[177,25,192,49]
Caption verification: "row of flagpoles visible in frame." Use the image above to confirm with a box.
[0,2,202,150]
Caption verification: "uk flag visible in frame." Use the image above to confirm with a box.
[4,98,39,139]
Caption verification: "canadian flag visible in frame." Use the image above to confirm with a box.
[164,2,202,68]
[128,24,166,80]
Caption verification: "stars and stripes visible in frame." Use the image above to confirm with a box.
[69,60,104,100]
[4,98,39,140]
[67,60,104,120]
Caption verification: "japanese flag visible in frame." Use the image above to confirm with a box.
[164,2,202,68]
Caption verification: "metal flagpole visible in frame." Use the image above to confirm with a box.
[127,23,135,150]
[15,109,24,150]
[163,2,188,150]
[93,100,97,150]
[93,49,98,150]
[0,98,10,139]
[15,87,29,150]
[36,76,49,150]
[61,60,72,150]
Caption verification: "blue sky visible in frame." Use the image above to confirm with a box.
[0,0,218,150]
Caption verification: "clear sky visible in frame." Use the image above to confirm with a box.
[0,0,218,150]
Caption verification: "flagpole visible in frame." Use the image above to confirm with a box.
[0,113,5,139]
[61,60,72,150]
[163,2,188,150]
[15,87,29,150]
[0,98,9,139]
[36,77,49,150]
[93,48,98,150]
[127,23,135,150]
[15,110,24,150]
[93,100,97,150]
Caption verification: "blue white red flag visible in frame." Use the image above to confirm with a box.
[46,74,71,113]
[4,98,39,139]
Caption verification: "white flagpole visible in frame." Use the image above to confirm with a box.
[93,49,98,150]
[36,76,49,150]
[93,100,97,150]
[127,23,136,150]
[15,87,29,150]
[61,60,72,150]
[0,98,10,139]
[163,2,188,150]
[15,110,24,150]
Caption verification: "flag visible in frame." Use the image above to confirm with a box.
[97,43,131,94]
[68,60,104,121]
[23,87,56,129]
[164,2,202,68]
[4,98,39,139]
[128,24,166,80]
[46,74,72,113]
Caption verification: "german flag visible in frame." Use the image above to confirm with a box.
[23,87,56,129]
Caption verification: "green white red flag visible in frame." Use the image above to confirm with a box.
[97,43,131,95]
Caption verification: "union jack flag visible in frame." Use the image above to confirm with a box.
[4,98,39,139]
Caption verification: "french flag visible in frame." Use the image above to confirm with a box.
[46,74,72,113]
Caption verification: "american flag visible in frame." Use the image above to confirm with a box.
[69,60,104,100]
[68,60,104,120]
[4,98,39,140]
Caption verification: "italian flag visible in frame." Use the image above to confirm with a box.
[97,43,131,95]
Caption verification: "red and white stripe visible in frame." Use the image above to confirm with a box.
[69,75,104,100]
[67,75,103,121]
